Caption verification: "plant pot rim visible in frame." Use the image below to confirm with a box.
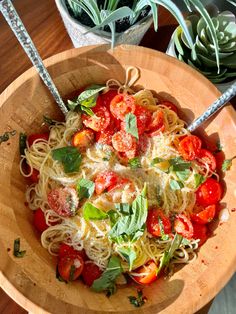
[55,0,153,41]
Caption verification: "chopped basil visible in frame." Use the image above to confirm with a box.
[115,203,133,215]
[117,247,136,271]
[91,255,123,295]
[170,179,184,190]
[0,130,16,145]
[107,210,119,227]
[13,238,26,258]
[51,147,82,173]
[125,113,139,140]
[77,178,95,199]
[83,203,108,220]
[109,184,148,243]
[194,173,206,188]
[151,157,165,166]
[128,157,141,169]
[222,157,235,172]
[19,133,27,155]
[43,115,58,126]
[128,289,147,308]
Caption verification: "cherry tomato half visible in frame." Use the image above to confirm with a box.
[27,133,49,147]
[95,171,119,195]
[72,129,94,150]
[159,101,178,114]
[110,94,136,120]
[82,106,110,132]
[178,135,202,161]
[134,105,152,135]
[196,178,222,207]
[132,261,158,285]
[112,130,136,153]
[81,261,103,286]
[47,187,79,217]
[192,223,208,247]
[197,149,216,172]
[58,254,84,281]
[33,208,48,233]
[191,204,216,224]
[147,208,172,237]
[174,214,194,239]
[107,177,131,192]
[146,111,165,137]
[59,243,88,260]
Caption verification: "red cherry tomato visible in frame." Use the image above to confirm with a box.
[197,149,216,172]
[59,243,88,260]
[132,261,158,285]
[95,171,119,195]
[27,133,49,147]
[72,129,94,150]
[98,89,118,108]
[81,261,103,286]
[82,106,110,132]
[107,178,131,192]
[33,208,48,233]
[174,214,194,239]
[147,208,172,237]
[110,94,136,120]
[47,187,78,217]
[134,105,152,135]
[191,204,216,224]
[159,100,178,114]
[178,135,202,161]
[196,178,222,207]
[58,254,84,281]
[95,116,120,145]
[112,130,136,152]
[146,111,165,136]
[192,223,208,247]
[26,164,39,183]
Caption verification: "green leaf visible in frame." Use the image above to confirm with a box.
[115,203,133,215]
[128,289,146,307]
[194,173,206,188]
[128,157,141,169]
[109,184,148,243]
[125,113,139,140]
[170,179,184,190]
[13,238,26,258]
[77,178,95,199]
[158,217,170,241]
[107,210,120,227]
[83,203,108,221]
[92,255,123,294]
[151,157,165,166]
[52,147,82,173]
[176,169,191,181]
[157,233,183,274]
[169,157,191,171]
[222,158,235,172]
[117,247,136,271]
[19,133,27,155]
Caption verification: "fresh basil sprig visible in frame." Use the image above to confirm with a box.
[83,203,108,220]
[125,113,139,140]
[91,255,123,295]
[77,178,95,199]
[52,146,82,173]
[117,246,136,271]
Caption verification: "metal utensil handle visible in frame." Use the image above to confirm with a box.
[187,81,236,132]
[0,0,68,116]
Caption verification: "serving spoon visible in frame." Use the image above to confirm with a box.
[1,0,236,132]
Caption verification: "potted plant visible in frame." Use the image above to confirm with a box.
[55,0,198,48]
[167,0,236,92]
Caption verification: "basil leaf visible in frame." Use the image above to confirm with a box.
[92,255,123,294]
[117,247,136,271]
[77,178,95,199]
[52,147,82,173]
[13,238,26,258]
[222,158,235,172]
[157,233,183,274]
[128,157,141,169]
[115,203,133,215]
[78,85,106,103]
[170,179,184,190]
[125,113,139,140]
[194,173,206,188]
[19,133,27,155]
[169,157,191,171]
[176,169,191,181]
[83,203,108,220]
[43,115,58,126]
[81,106,94,116]
[109,184,148,243]
[67,99,78,111]
[107,210,120,227]
[151,157,165,166]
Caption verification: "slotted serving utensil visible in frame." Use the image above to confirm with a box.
[1,0,236,131]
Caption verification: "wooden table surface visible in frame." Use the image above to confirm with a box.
[0,0,233,313]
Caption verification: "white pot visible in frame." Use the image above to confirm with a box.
[166,30,236,93]
[55,0,153,47]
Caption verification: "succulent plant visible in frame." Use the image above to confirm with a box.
[173,10,236,84]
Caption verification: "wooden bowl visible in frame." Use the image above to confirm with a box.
[0,45,235,314]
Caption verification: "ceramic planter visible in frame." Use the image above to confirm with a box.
[55,0,153,47]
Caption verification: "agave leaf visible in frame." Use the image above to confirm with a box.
[187,57,202,69]
[195,35,208,55]
[221,54,236,69]
[224,71,236,78]
[198,54,218,68]
[69,0,101,25]
[174,27,185,55]
[225,22,236,37]
[207,68,228,79]
[210,76,230,83]
[148,0,158,31]
[181,21,195,49]
[219,41,236,52]
[187,14,200,36]
[210,51,234,59]
[199,27,211,46]
[227,0,236,7]
[67,0,82,17]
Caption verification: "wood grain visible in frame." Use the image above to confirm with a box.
[0,45,236,314]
